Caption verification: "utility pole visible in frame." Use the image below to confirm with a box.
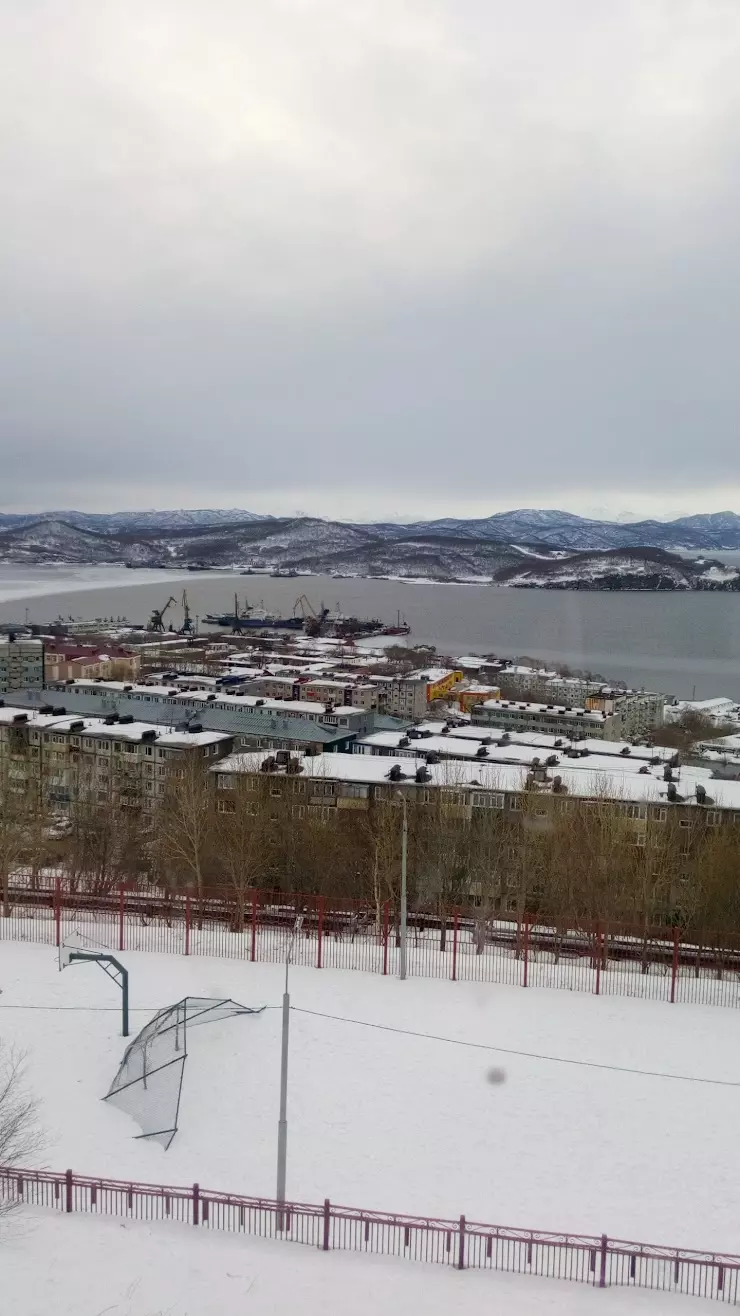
[397,791,408,981]
[276,956,290,1227]
[276,916,302,1227]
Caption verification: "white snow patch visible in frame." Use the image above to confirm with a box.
[1,944,740,1255]
[2,1210,713,1316]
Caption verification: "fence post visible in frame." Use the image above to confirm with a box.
[185,893,191,956]
[118,884,125,953]
[323,1198,331,1251]
[595,922,602,996]
[670,927,679,1004]
[193,1183,200,1226]
[452,908,459,982]
[54,876,62,948]
[251,892,258,963]
[458,1215,466,1270]
[65,1168,73,1214]
[523,916,529,988]
[599,1234,608,1288]
[317,896,325,969]
[382,901,389,976]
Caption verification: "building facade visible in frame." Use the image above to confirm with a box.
[0,636,44,694]
[0,706,233,812]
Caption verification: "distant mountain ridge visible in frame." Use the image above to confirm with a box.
[397,509,740,551]
[1,507,739,550]
[0,514,737,589]
[0,508,265,534]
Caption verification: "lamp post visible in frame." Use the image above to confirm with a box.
[396,791,408,981]
[276,915,303,1226]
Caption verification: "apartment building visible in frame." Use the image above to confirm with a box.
[44,643,140,684]
[14,680,373,752]
[0,635,44,694]
[584,690,665,738]
[471,698,623,740]
[211,748,740,836]
[372,676,429,721]
[0,706,233,811]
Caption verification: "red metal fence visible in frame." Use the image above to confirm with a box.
[3,877,740,1008]
[1,1165,737,1302]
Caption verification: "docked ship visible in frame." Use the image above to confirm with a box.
[203,596,304,631]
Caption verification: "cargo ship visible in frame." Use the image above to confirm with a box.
[203,596,304,631]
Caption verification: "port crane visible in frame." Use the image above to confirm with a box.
[294,595,330,637]
[178,590,195,635]
[146,596,176,632]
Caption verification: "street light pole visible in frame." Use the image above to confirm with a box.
[276,956,290,1226]
[276,915,302,1227]
[397,792,408,981]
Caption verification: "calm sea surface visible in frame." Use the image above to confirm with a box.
[0,565,738,701]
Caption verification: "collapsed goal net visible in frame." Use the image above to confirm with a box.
[104,996,263,1149]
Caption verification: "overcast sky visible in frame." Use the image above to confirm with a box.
[2,1,740,523]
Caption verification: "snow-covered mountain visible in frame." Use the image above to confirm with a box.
[0,508,264,534]
[496,548,740,590]
[398,509,740,551]
[2,506,740,549]
[0,516,737,588]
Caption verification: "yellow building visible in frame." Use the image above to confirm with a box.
[458,684,501,713]
[423,669,464,702]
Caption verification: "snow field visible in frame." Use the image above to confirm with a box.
[2,1210,718,1316]
[0,942,739,1254]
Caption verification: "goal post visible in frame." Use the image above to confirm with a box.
[59,947,129,1037]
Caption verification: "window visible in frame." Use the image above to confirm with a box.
[706,810,721,826]
[508,796,524,811]
[145,746,153,757]
[654,808,667,822]
[679,818,692,829]
[634,832,647,847]
[472,792,505,809]
[217,774,234,790]
[217,798,236,814]
[624,804,647,820]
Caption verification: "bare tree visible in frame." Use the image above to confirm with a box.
[156,756,214,895]
[0,1044,42,1221]
[214,775,274,923]
[0,761,39,918]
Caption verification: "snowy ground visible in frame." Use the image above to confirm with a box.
[1,942,739,1256]
[1,1210,717,1316]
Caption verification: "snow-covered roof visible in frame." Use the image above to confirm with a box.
[61,681,362,719]
[0,705,230,746]
[478,698,606,722]
[213,749,740,810]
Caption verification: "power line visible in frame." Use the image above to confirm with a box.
[291,1007,740,1089]
[0,1002,282,1014]
[2,999,735,1088]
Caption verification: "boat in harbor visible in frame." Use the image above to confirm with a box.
[202,595,304,631]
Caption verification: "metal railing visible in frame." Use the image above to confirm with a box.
[1,1166,738,1302]
[3,878,740,1008]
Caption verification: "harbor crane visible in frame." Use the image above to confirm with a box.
[294,595,330,637]
[146,596,176,633]
[178,590,195,635]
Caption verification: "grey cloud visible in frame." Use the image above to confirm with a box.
[2,0,740,518]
